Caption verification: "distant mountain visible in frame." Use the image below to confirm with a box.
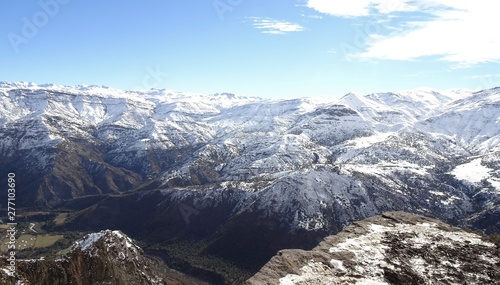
[246,212,500,285]
[0,82,499,282]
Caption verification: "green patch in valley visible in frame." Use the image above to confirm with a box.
[54,213,68,225]
[1,234,63,252]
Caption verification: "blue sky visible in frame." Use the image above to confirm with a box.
[1,0,499,99]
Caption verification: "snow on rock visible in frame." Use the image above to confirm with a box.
[0,229,168,284]
[247,212,500,285]
[451,158,500,193]
[72,229,141,258]
[451,158,492,183]
[72,232,105,251]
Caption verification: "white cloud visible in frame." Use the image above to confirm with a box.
[307,0,500,65]
[469,74,500,80]
[306,0,416,17]
[300,13,323,19]
[248,17,305,34]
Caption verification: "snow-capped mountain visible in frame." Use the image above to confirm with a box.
[246,212,500,285]
[0,82,499,282]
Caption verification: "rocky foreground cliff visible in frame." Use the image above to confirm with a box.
[247,212,500,285]
[0,230,201,285]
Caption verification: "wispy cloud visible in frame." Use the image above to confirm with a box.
[468,74,500,80]
[468,73,500,90]
[306,0,500,65]
[306,0,415,17]
[247,17,305,34]
[299,13,323,20]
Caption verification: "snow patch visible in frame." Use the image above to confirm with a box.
[451,158,492,183]
[450,158,499,193]
[73,232,105,251]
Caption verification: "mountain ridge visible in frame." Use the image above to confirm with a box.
[1,82,499,282]
[1,81,498,228]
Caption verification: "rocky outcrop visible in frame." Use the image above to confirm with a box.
[246,212,500,285]
[0,230,171,285]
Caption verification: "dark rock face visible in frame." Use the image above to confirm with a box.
[63,189,329,277]
[0,230,170,285]
[246,212,500,285]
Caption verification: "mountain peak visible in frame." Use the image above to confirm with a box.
[0,81,39,89]
[1,230,168,285]
[72,230,140,255]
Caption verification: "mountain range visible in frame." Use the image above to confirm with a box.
[0,82,499,282]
